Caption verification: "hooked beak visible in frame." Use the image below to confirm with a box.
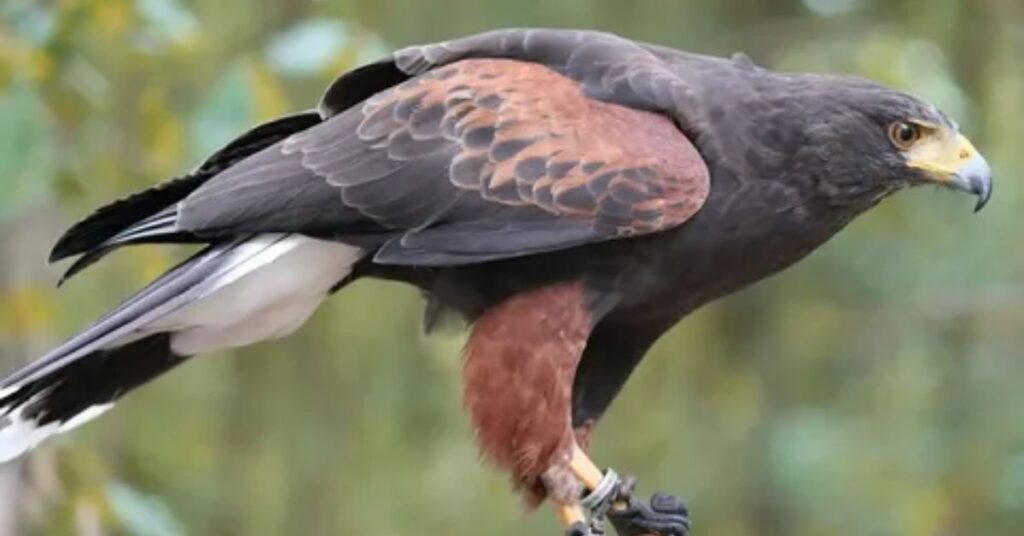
[906,132,993,212]
[949,150,993,212]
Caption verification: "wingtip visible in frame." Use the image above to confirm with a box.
[54,250,108,287]
[48,231,84,264]
[48,248,69,265]
[48,241,70,264]
[47,243,84,288]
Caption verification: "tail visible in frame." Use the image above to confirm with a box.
[0,334,187,461]
[0,234,363,462]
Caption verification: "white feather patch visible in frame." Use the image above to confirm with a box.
[0,384,19,402]
[0,234,363,463]
[161,235,363,355]
[0,398,115,463]
[1,402,51,463]
[58,403,114,433]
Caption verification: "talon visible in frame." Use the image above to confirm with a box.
[607,487,691,536]
[567,447,690,535]
[566,521,594,536]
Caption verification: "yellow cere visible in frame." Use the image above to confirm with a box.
[903,122,980,183]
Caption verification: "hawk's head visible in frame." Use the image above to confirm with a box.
[776,75,993,211]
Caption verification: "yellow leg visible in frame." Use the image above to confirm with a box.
[557,503,588,527]
[569,445,604,490]
[569,444,641,523]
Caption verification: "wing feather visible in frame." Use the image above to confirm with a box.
[178,51,710,265]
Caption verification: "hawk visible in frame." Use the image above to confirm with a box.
[0,29,992,536]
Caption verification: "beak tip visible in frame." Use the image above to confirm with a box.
[953,152,993,213]
[974,184,992,212]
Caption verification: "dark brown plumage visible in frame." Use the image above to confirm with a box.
[0,28,992,536]
[355,59,708,233]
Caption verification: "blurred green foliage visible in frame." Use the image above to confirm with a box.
[0,0,1022,535]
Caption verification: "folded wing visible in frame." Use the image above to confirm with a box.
[179,57,711,265]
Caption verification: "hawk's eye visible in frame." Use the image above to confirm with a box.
[889,121,922,149]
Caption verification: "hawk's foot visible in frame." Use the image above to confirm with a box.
[606,476,690,536]
[566,520,598,536]
[568,446,690,536]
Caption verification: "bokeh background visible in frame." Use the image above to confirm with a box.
[0,0,1022,534]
